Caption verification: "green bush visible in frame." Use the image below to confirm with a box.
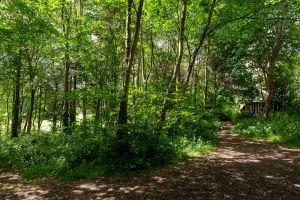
[0,92,221,179]
[233,113,300,148]
[166,108,222,142]
[214,99,238,121]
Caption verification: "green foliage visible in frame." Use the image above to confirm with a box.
[233,113,300,148]
[214,98,238,121]
[0,104,220,179]
[0,0,298,182]
[166,108,222,142]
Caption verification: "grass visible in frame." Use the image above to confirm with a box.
[233,112,300,148]
[180,139,216,158]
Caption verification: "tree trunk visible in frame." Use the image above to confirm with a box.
[70,75,77,125]
[204,64,209,107]
[204,42,210,107]
[6,87,10,134]
[62,0,72,133]
[11,53,22,138]
[117,0,144,126]
[263,26,283,119]
[27,71,35,134]
[52,82,58,132]
[185,0,216,85]
[140,26,146,84]
[156,0,187,132]
[94,99,101,133]
[82,97,87,121]
[38,85,43,131]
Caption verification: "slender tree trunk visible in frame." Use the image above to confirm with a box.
[95,99,101,123]
[150,29,155,79]
[212,73,220,111]
[27,71,35,134]
[156,0,187,132]
[194,69,199,106]
[204,65,209,106]
[6,87,10,134]
[185,0,216,85]
[140,26,146,84]
[62,1,72,133]
[52,82,58,131]
[94,99,101,133]
[70,75,77,125]
[38,85,42,131]
[82,97,87,121]
[117,0,144,126]
[137,50,141,88]
[11,53,22,138]
[18,85,25,133]
[204,44,210,107]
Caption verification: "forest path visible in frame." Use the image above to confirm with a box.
[1,122,300,200]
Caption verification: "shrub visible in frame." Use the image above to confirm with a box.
[233,113,300,148]
[0,101,221,179]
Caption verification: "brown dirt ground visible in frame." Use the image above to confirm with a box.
[1,122,299,200]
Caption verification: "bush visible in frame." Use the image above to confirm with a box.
[166,108,222,142]
[233,113,300,148]
[214,99,238,121]
[0,92,221,179]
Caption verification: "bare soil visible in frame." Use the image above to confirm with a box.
[1,122,299,200]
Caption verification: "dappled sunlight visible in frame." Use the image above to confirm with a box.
[0,172,20,181]
[152,176,167,183]
[0,186,49,200]
[1,122,299,199]
[78,183,102,191]
[14,187,49,200]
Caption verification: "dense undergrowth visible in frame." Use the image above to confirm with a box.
[0,106,221,180]
[233,112,300,148]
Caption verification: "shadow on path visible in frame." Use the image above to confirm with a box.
[1,122,299,199]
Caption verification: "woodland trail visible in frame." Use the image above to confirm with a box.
[1,122,300,200]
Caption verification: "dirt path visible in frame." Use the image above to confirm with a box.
[1,122,300,200]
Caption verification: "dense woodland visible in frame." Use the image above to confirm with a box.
[0,0,299,179]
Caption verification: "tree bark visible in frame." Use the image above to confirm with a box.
[6,86,10,134]
[117,0,144,126]
[27,65,35,134]
[62,0,72,133]
[263,26,283,119]
[185,0,216,85]
[70,75,77,125]
[82,97,87,121]
[52,81,58,131]
[11,52,22,138]
[156,0,187,132]
[37,85,43,131]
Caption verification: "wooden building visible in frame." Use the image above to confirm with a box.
[240,101,264,115]
[240,101,282,115]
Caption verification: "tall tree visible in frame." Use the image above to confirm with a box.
[157,0,188,132]
[62,0,72,133]
[117,0,144,126]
